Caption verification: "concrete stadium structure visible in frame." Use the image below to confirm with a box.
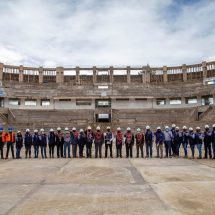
[0,61,214,131]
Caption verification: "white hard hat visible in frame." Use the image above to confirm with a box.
[72,127,76,131]
[176,127,179,130]
[196,127,200,130]
[117,127,121,131]
[50,128,54,132]
[80,129,84,132]
[34,129,38,133]
[172,124,176,128]
[189,127,193,131]
[65,127,69,131]
[17,131,21,133]
[183,126,187,130]
[40,128,44,132]
[96,126,100,130]
[137,128,141,132]
[146,125,150,130]
[106,126,111,130]
[157,126,161,130]
[165,126,169,129]
[57,127,61,131]
[213,124,215,128]
[26,129,30,132]
[205,125,209,129]
[127,127,131,131]
[87,126,91,130]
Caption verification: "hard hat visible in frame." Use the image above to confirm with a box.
[213,124,215,128]
[87,126,91,130]
[65,127,69,131]
[50,128,54,132]
[205,125,209,129]
[80,129,84,132]
[172,124,176,128]
[157,126,161,130]
[176,127,179,130]
[57,127,61,131]
[106,126,111,130]
[137,128,141,132]
[189,127,193,131]
[8,127,13,131]
[117,127,121,131]
[72,127,76,131]
[96,126,100,130]
[127,127,131,131]
[196,127,200,130]
[34,129,38,133]
[165,126,169,129]
[17,131,21,133]
[0,127,3,131]
[183,126,187,130]
[146,125,150,130]
[40,128,44,132]
[26,129,30,132]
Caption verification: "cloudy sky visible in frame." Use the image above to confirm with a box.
[0,0,214,67]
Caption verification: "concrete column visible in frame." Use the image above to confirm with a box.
[0,63,3,81]
[75,67,80,84]
[110,66,114,84]
[182,64,187,82]
[202,61,207,79]
[56,67,64,84]
[163,66,168,83]
[39,67,43,84]
[19,65,24,82]
[145,66,151,83]
[93,66,97,84]
[126,66,131,84]
[142,69,146,83]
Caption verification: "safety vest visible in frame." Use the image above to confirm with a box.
[6,132,15,143]
[0,131,6,143]
[136,133,143,144]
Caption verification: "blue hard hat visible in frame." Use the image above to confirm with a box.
[0,127,3,131]
[8,127,13,131]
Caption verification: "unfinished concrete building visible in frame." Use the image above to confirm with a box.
[0,61,214,131]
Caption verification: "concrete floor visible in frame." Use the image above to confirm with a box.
[0,156,215,215]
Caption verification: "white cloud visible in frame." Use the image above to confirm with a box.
[0,0,214,67]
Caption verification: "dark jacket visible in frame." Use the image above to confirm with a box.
[203,131,212,144]
[135,132,144,145]
[188,132,195,145]
[56,132,64,146]
[145,130,153,143]
[78,133,86,146]
[195,132,203,145]
[39,134,47,146]
[173,131,181,145]
[181,131,189,144]
[33,134,40,146]
[104,132,113,144]
[24,133,32,146]
[48,132,56,145]
[155,131,165,144]
[124,132,134,145]
[16,134,23,148]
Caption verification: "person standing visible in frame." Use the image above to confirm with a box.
[71,127,79,158]
[195,127,203,159]
[173,127,182,158]
[124,127,134,158]
[64,127,71,158]
[24,129,32,158]
[78,129,86,158]
[15,131,23,159]
[104,126,113,158]
[94,126,104,158]
[85,126,94,158]
[0,127,6,159]
[181,126,189,158]
[188,127,195,159]
[6,127,15,159]
[203,125,212,159]
[155,127,165,159]
[212,124,215,159]
[171,124,176,156]
[39,129,47,159]
[33,129,40,158]
[145,126,153,158]
[56,127,64,158]
[115,127,123,158]
[163,126,173,158]
[135,128,144,158]
[48,128,56,158]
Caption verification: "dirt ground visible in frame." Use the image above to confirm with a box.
[0,146,215,215]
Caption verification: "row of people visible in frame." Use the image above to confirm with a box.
[0,124,215,159]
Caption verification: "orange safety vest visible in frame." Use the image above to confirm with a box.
[0,131,6,143]
[6,132,15,143]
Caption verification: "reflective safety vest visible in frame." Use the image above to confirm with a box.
[6,132,15,143]
[0,131,6,143]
